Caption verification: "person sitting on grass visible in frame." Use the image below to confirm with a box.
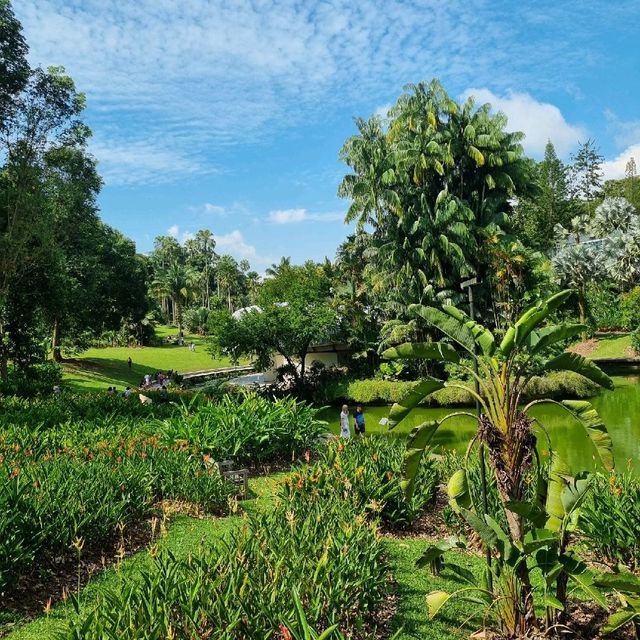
[122,386,132,399]
[159,385,168,402]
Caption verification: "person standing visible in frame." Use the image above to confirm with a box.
[127,356,132,369]
[339,404,351,439]
[354,405,365,436]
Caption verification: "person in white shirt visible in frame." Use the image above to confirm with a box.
[339,404,351,439]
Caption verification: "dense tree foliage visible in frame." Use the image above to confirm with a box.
[208,263,338,386]
[338,80,532,328]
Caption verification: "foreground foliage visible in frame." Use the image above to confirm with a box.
[384,290,617,637]
[63,472,388,638]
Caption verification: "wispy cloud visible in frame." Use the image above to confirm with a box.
[268,208,343,224]
[462,88,586,158]
[17,0,623,185]
[602,144,640,181]
[166,225,194,243]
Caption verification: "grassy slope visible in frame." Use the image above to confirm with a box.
[588,334,633,359]
[62,325,243,392]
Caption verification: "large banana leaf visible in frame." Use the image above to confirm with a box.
[545,456,590,531]
[409,305,477,355]
[439,305,495,356]
[387,378,445,429]
[543,351,614,390]
[526,323,588,355]
[527,399,614,472]
[499,290,574,358]
[401,420,440,500]
[382,341,460,363]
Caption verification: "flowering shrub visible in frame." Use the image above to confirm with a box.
[579,470,640,570]
[0,435,234,594]
[284,436,438,528]
[64,486,387,638]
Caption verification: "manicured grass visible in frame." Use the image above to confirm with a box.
[61,325,244,391]
[385,540,484,639]
[588,334,633,359]
[2,474,284,640]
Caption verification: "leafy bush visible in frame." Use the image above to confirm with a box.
[585,283,624,331]
[318,372,598,407]
[155,392,327,464]
[0,433,234,594]
[621,286,640,331]
[284,436,438,528]
[0,361,63,397]
[64,484,387,638]
[631,327,640,354]
[0,392,181,428]
[579,471,640,570]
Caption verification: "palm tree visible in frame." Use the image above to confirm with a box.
[383,290,614,636]
[151,261,198,332]
[265,256,292,278]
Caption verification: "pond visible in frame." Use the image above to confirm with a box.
[317,368,640,475]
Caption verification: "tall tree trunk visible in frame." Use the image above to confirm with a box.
[52,318,62,363]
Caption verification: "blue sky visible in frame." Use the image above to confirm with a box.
[16,0,640,271]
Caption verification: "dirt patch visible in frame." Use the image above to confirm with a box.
[568,339,599,357]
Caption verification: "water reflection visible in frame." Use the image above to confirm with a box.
[317,372,640,475]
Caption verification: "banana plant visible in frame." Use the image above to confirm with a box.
[383,289,615,636]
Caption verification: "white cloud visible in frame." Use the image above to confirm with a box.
[268,208,343,224]
[215,230,272,267]
[167,225,194,243]
[91,139,210,186]
[16,0,611,184]
[462,88,587,157]
[269,208,307,224]
[602,144,640,181]
[204,203,226,215]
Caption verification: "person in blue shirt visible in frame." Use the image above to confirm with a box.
[354,405,365,436]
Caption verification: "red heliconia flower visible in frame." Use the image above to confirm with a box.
[279,624,293,640]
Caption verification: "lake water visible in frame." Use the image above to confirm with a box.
[317,369,640,475]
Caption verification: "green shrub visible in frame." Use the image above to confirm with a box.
[0,434,234,594]
[0,361,63,398]
[631,327,640,354]
[621,286,640,331]
[579,471,640,570]
[155,392,327,464]
[318,372,598,407]
[284,436,438,528]
[585,284,624,331]
[64,489,387,638]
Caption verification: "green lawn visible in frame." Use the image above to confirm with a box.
[62,326,244,392]
[587,334,633,359]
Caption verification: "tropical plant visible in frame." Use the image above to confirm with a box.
[285,436,438,528]
[579,470,640,570]
[382,289,615,637]
[151,260,198,332]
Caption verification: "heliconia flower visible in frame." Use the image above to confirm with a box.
[279,624,293,640]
